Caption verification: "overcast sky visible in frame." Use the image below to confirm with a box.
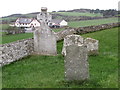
[0,0,119,17]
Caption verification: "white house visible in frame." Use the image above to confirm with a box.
[15,18,41,28]
[48,19,68,27]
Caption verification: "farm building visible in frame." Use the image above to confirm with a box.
[48,19,68,28]
[15,18,41,28]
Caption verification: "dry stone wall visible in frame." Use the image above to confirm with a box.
[56,28,76,41]
[56,23,119,41]
[75,23,119,34]
[0,22,119,67]
[0,38,34,66]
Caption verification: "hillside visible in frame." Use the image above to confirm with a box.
[1,9,118,24]
[1,11,103,24]
[52,12,103,17]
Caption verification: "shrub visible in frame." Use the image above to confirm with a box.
[6,26,25,35]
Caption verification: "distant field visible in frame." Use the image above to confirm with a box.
[0,17,17,21]
[2,33,33,44]
[53,12,103,17]
[0,24,9,30]
[1,17,119,43]
[68,17,118,27]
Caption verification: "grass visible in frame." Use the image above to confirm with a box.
[53,17,119,32]
[0,24,9,30]
[1,17,118,33]
[1,17,119,44]
[53,12,103,17]
[68,17,118,27]
[2,27,118,88]
[52,28,65,32]
[2,33,33,44]
[0,17,17,21]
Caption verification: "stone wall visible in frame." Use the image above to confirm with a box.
[0,22,119,66]
[56,23,119,41]
[75,22,119,34]
[0,38,34,66]
[55,28,76,41]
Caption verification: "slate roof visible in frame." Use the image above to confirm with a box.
[16,18,33,24]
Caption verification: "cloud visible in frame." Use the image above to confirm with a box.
[0,0,119,17]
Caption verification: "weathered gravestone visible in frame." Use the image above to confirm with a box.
[64,44,89,81]
[37,7,52,23]
[62,35,99,56]
[34,7,57,55]
[62,35,84,56]
[84,38,99,55]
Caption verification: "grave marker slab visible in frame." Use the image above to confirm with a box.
[65,44,89,81]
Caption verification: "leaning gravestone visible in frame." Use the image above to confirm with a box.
[34,7,57,55]
[84,38,99,55]
[62,35,84,56]
[64,44,89,81]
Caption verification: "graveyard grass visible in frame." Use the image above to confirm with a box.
[2,27,118,88]
[2,33,33,44]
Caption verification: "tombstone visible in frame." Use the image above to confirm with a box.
[84,38,99,55]
[62,35,84,56]
[37,7,52,24]
[64,44,89,81]
[34,7,57,55]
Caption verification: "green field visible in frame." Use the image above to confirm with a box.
[1,17,118,32]
[0,24,9,30]
[68,17,118,27]
[2,27,118,88]
[53,17,118,32]
[53,12,103,17]
[2,33,33,44]
[0,17,17,21]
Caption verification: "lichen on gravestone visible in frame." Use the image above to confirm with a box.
[64,44,89,81]
[34,7,57,56]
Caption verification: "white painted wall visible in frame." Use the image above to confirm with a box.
[15,19,41,28]
[30,19,41,27]
[60,20,68,26]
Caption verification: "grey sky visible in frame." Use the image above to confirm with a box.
[0,0,119,17]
